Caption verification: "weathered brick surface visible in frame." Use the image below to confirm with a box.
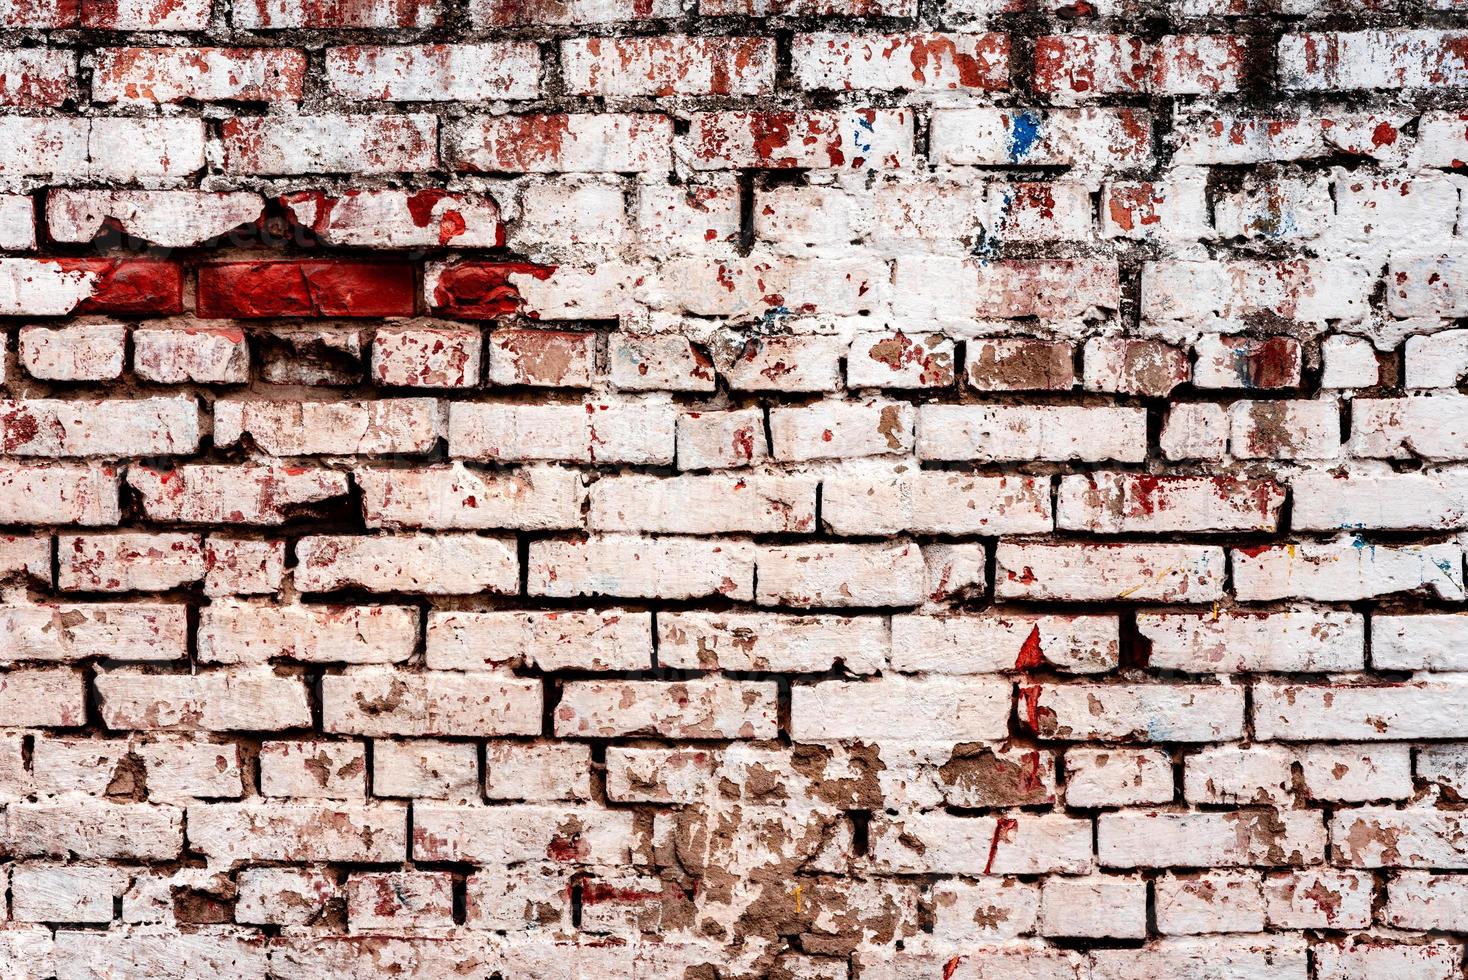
[5,2,1467,974]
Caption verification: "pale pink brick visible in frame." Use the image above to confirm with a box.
[222,115,437,175]
[95,667,310,731]
[449,400,675,465]
[1032,683,1244,742]
[197,601,417,665]
[717,334,843,392]
[322,668,541,736]
[58,532,204,592]
[1229,399,1341,459]
[358,464,582,531]
[1265,870,1373,929]
[1144,259,1371,327]
[1057,473,1284,533]
[1064,747,1174,807]
[770,399,913,461]
[918,405,1145,463]
[930,107,1152,168]
[891,613,1117,674]
[872,812,1093,875]
[793,676,1010,741]
[471,0,677,24]
[1313,941,1461,980]
[896,257,1118,322]
[203,538,284,597]
[555,679,777,738]
[326,43,540,101]
[283,189,502,249]
[93,48,305,104]
[10,865,129,924]
[0,603,185,663]
[128,464,349,525]
[529,534,754,601]
[214,399,441,456]
[608,334,716,392]
[0,463,119,526]
[488,329,595,387]
[372,326,481,387]
[1233,541,1464,601]
[1102,174,1211,241]
[1,398,198,458]
[295,533,517,595]
[1040,875,1147,939]
[931,880,1039,941]
[677,409,767,471]
[426,609,652,672]
[446,113,672,173]
[1184,745,1293,804]
[237,874,340,927]
[1254,679,1468,741]
[19,323,124,382]
[0,669,86,726]
[562,36,775,96]
[413,803,635,864]
[0,535,49,583]
[84,0,209,28]
[1162,403,1228,461]
[793,32,1009,92]
[997,543,1225,603]
[824,467,1051,536]
[133,327,249,384]
[1083,338,1189,397]
[48,190,263,248]
[1172,111,1409,165]
[6,800,182,860]
[485,742,593,801]
[1099,811,1326,868]
[1138,608,1363,673]
[373,740,478,801]
[260,740,366,799]
[236,0,440,27]
[0,49,73,108]
[590,472,816,535]
[1299,744,1413,802]
[186,802,406,864]
[636,177,740,253]
[687,109,913,170]
[1280,29,1468,91]
[757,541,926,608]
[848,331,954,388]
[0,194,35,249]
[1333,808,1468,868]
[645,255,883,318]
[347,872,454,930]
[1385,872,1468,931]
[658,611,887,673]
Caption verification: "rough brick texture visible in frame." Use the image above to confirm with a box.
[2,1,1467,977]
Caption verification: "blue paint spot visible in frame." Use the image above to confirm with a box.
[1008,111,1043,162]
[1433,557,1457,577]
[850,114,874,156]
[761,306,792,329]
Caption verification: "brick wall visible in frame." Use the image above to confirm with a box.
[0,0,1466,976]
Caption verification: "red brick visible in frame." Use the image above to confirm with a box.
[234,0,440,27]
[426,261,556,320]
[196,262,416,319]
[687,109,913,169]
[445,113,672,173]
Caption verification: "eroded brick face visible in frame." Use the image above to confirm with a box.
[1,3,1466,978]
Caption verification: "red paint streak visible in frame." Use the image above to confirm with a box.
[942,955,963,980]
[983,817,1018,874]
[429,261,555,320]
[1014,624,1045,671]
